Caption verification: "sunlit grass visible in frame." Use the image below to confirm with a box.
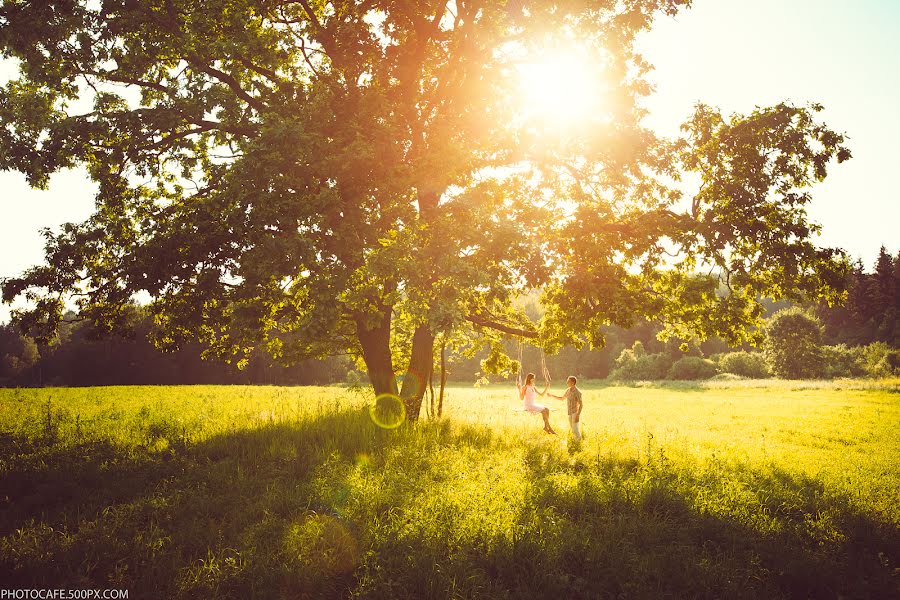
[1,380,897,598]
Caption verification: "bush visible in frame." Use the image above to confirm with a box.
[668,357,718,380]
[346,370,363,386]
[609,344,672,380]
[763,308,824,379]
[710,372,745,381]
[862,342,900,378]
[718,351,770,379]
[819,345,866,379]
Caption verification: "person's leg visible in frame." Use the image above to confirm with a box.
[542,408,556,434]
[569,414,582,442]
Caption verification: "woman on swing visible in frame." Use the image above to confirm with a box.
[518,372,557,435]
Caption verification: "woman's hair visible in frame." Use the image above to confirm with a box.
[525,372,535,384]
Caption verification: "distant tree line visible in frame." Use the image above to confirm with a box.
[0,307,353,387]
[603,307,898,383]
[2,248,897,387]
[816,246,900,346]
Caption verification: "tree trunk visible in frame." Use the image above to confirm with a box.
[400,323,434,421]
[427,355,435,419]
[438,339,447,418]
[355,312,398,397]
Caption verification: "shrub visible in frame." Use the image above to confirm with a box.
[819,345,866,379]
[346,370,363,386]
[710,372,745,381]
[614,341,646,368]
[668,356,718,380]
[862,342,900,378]
[718,351,770,379]
[763,308,824,379]
[631,341,646,358]
[609,345,672,380]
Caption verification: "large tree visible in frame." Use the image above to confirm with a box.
[1,0,850,419]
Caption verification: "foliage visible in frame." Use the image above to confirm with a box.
[862,342,900,378]
[0,324,39,385]
[667,356,718,380]
[0,309,351,387]
[1,382,898,598]
[816,247,900,346]
[631,340,647,358]
[763,308,824,379]
[709,372,745,381]
[3,307,895,386]
[0,0,852,417]
[717,351,770,379]
[819,344,867,379]
[609,344,672,380]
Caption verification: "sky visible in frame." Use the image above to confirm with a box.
[1,0,899,323]
[635,0,900,259]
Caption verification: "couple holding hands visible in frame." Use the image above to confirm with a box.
[517,373,583,440]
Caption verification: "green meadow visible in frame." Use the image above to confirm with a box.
[1,380,898,599]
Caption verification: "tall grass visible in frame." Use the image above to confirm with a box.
[1,380,898,599]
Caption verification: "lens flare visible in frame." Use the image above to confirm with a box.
[400,368,425,397]
[355,452,373,469]
[369,393,406,429]
[283,512,359,576]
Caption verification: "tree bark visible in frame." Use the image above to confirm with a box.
[427,355,435,418]
[400,323,434,420]
[438,339,447,418]
[355,312,398,397]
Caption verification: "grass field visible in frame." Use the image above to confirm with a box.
[1,380,898,599]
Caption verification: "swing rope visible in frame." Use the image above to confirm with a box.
[540,347,551,385]
[515,338,524,388]
[513,338,551,388]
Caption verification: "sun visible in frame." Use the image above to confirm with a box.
[516,45,606,127]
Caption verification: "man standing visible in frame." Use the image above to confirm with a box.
[550,376,583,442]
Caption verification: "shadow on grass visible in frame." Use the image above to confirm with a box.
[0,409,897,599]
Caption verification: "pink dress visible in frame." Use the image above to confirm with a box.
[523,385,546,413]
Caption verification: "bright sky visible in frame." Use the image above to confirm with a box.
[1,0,898,323]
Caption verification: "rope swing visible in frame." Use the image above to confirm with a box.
[540,347,551,385]
[515,338,524,388]
[513,338,552,389]
[512,339,557,427]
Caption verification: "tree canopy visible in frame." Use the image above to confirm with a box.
[0,0,850,418]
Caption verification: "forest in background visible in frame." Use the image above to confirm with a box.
[2,247,898,387]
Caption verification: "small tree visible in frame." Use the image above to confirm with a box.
[630,341,646,359]
[763,308,824,379]
[873,246,897,343]
[0,323,39,384]
[819,344,866,379]
[668,356,718,380]
[610,344,672,380]
[718,351,770,379]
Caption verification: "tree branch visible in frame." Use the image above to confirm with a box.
[465,314,537,339]
[138,120,256,151]
[89,71,177,97]
[234,55,284,84]
[189,58,269,112]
